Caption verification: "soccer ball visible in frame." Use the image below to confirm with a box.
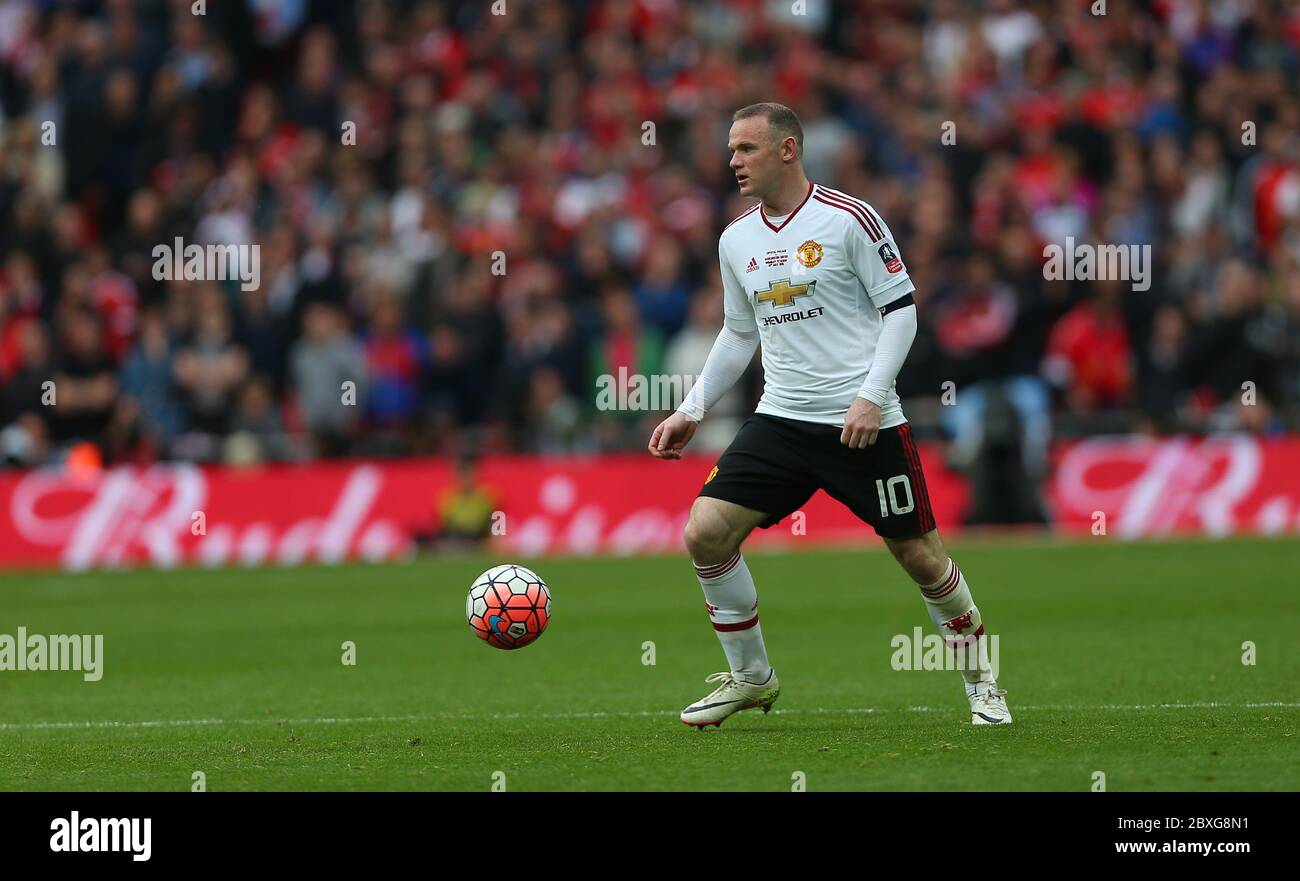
[466,564,552,650]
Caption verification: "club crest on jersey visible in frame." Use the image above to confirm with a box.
[796,240,823,268]
[746,257,760,273]
[878,242,904,274]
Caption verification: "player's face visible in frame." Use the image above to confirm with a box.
[728,117,783,199]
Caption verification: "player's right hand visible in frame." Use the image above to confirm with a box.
[648,411,698,459]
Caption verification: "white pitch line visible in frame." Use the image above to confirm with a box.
[1,702,1296,732]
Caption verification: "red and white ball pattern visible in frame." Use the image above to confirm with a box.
[466,564,552,650]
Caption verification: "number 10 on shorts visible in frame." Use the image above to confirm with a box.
[876,475,915,517]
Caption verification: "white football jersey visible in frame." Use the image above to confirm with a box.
[718,182,915,427]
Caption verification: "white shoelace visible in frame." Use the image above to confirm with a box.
[982,687,1008,710]
[703,671,746,699]
[967,683,1007,703]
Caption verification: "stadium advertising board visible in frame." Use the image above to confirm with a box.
[1,435,1298,570]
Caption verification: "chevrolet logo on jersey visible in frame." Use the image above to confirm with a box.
[755,278,816,308]
[761,306,825,326]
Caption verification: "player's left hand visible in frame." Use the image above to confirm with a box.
[841,397,881,449]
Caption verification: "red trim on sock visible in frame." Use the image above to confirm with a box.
[712,614,759,633]
[694,552,741,580]
[921,562,960,598]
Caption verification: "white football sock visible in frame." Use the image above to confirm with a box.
[694,552,772,683]
[918,558,994,684]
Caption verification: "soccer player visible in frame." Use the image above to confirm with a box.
[648,103,1011,727]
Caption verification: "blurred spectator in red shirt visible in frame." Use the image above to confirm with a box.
[1044,281,1134,410]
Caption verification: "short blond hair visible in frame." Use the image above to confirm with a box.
[732,102,804,157]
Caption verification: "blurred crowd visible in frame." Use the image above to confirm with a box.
[2,0,1300,472]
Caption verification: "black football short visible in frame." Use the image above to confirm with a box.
[696,413,936,539]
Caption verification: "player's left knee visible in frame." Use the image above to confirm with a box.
[890,532,948,584]
[913,553,950,585]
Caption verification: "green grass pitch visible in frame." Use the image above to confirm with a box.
[2,536,1297,791]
